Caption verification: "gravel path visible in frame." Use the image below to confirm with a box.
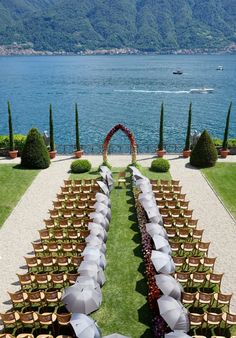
[0,153,236,316]
[169,156,236,312]
[0,156,73,314]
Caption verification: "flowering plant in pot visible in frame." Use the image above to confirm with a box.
[220,102,232,158]
[74,103,83,158]
[183,102,192,158]
[7,101,18,159]
[49,104,57,159]
[157,102,166,157]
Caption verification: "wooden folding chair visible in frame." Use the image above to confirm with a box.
[117,171,126,187]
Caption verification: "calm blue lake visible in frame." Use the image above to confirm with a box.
[0,54,235,153]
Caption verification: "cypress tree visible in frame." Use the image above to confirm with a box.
[222,102,232,150]
[75,103,81,151]
[49,104,55,151]
[190,130,217,168]
[8,101,14,151]
[184,103,192,151]
[158,102,164,150]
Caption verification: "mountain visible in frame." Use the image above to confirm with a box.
[0,0,235,52]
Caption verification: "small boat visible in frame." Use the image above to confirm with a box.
[216,65,223,70]
[190,87,214,94]
[173,70,183,75]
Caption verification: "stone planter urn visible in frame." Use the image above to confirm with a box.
[157,149,166,158]
[74,149,84,158]
[220,149,230,158]
[182,149,191,158]
[49,150,57,159]
[8,150,18,159]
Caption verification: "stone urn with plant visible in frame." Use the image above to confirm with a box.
[220,102,232,158]
[183,102,192,158]
[8,101,18,159]
[74,103,84,158]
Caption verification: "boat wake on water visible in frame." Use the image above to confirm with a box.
[114,89,190,94]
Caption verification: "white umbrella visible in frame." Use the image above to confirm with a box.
[62,284,102,314]
[96,193,111,206]
[78,261,106,286]
[151,251,175,274]
[157,295,189,331]
[94,202,112,221]
[165,331,192,338]
[70,313,101,338]
[152,235,172,255]
[82,247,107,269]
[97,181,109,196]
[76,275,101,292]
[139,192,155,201]
[145,223,167,239]
[155,274,183,300]
[139,183,153,194]
[86,235,106,254]
[89,212,109,231]
[145,206,160,220]
[88,223,107,242]
[149,212,163,225]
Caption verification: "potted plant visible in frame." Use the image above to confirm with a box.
[183,103,192,158]
[220,102,232,158]
[157,102,166,157]
[74,103,84,158]
[7,101,18,159]
[49,104,57,159]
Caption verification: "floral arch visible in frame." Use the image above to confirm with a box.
[103,124,137,163]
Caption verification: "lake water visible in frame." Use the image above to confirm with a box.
[0,54,235,153]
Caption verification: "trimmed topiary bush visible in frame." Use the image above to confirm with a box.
[21,128,50,169]
[71,159,91,173]
[190,130,218,168]
[150,158,170,172]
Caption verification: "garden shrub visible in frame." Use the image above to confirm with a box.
[190,130,218,168]
[21,128,50,169]
[71,159,91,173]
[0,134,26,154]
[150,158,170,172]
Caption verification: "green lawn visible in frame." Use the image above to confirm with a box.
[0,164,39,227]
[71,167,171,337]
[202,163,236,219]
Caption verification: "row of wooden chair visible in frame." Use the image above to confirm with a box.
[154,192,186,201]
[0,333,72,338]
[167,227,204,241]
[32,241,86,257]
[24,255,83,273]
[182,291,232,310]
[0,311,71,334]
[160,208,193,218]
[64,178,98,187]
[190,311,236,333]
[44,218,88,229]
[173,255,215,273]
[150,179,180,186]
[8,290,63,309]
[163,217,198,229]
[60,186,99,195]
[38,229,89,242]
[48,209,90,220]
[157,199,189,209]
[17,272,79,290]
[175,271,224,289]
[152,185,182,193]
[171,241,210,257]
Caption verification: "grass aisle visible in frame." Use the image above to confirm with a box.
[202,163,236,219]
[0,164,39,227]
[92,168,152,337]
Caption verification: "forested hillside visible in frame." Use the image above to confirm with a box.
[0,0,235,52]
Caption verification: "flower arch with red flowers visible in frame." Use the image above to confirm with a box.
[103,124,137,163]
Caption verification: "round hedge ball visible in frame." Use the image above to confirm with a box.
[71,159,92,173]
[150,158,170,172]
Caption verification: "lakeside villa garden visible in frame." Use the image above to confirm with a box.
[0,101,236,338]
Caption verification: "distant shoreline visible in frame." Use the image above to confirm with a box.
[0,45,236,57]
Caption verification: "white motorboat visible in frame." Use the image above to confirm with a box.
[216,65,223,70]
[190,87,214,94]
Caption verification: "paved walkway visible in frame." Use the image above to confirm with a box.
[0,153,236,315]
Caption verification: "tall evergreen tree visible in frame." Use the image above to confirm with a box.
[158,102,164,151]
[75,103,81,151]
[184,103,192,151]
[222,102,232,150]
[8,101,14,151]
[49,104,55,151]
